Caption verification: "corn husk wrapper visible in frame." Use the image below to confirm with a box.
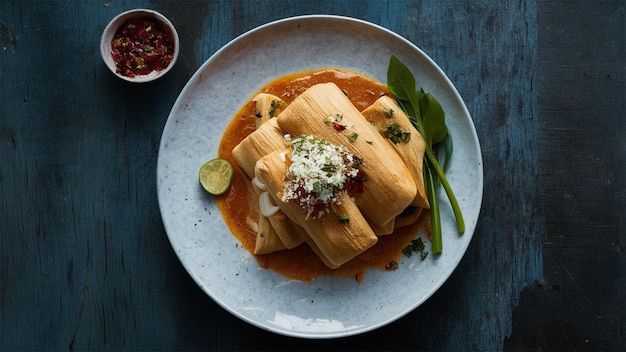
[265,206,306,249]
[361,95,429,209]
[255,151,378,268]
[366,215,395,236]
[232,99,304,254]
[275,83,417,227]
[232,117,287,179]
[253,215,287,254]
[236,105,302,253]
[252,93,286,129]
[251,182,292,254]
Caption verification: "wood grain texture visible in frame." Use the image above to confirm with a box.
[0,0,557,350]
[505,1,626,350]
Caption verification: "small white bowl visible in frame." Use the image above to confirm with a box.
[100,9,179,83]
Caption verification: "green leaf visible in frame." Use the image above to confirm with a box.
[386,124,411,144]
[420,92,448,145]
[387,55,416,101]
[387,56,423,131]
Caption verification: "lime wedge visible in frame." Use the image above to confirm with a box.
[199,158,234,195]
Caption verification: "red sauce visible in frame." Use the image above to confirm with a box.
[217,69,429,282]
[111,17,175,77]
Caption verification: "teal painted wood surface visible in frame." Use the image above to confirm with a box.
[0,0,623,350]
[505,1,626,350]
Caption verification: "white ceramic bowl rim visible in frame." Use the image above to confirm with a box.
[100,8,179,83]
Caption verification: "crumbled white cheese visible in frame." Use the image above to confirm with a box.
[281,135,361,218]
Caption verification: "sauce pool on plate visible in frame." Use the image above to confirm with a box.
[217,69,429,282]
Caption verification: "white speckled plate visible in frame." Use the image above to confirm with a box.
[157,15,483,338]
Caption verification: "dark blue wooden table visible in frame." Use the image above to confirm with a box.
[1,1,624,350]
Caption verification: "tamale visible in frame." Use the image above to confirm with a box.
[254,215,287,254]
[252,93,286,128]
[265,206,306,249]
[255,151,378,267]
[261,211,342,269]
[252,177,304,250]
[235,96,303,251]
[367,216,395,236]
[302,233,341,269]
[275,83,417,227]
[361,95,429,209]
[232,117,287,179]
[263,215,342,269]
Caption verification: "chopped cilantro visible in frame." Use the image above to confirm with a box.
[402,237,428,260]
[386,124,411,144]
[268,100,278,117]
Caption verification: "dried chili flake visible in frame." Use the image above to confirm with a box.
[332,121,346,131]
[110,16,175,78]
